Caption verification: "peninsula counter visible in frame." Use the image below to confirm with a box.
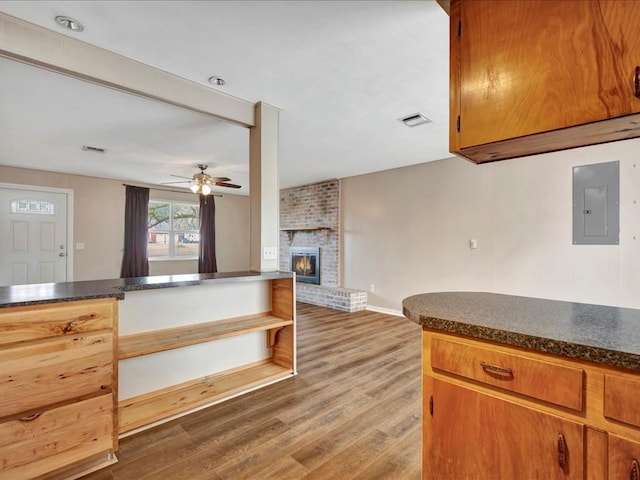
[403,291,640,480]
[0,271,295,480]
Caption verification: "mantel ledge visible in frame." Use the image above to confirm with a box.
[280,226,332,243]
[279,226,332,231]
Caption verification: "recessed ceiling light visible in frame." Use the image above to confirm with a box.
[208,76,226,86]
[55,15,84,32]
[398,112,433,127]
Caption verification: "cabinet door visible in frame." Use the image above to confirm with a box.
[609,434,640,480]
[0,394,113,480]
[0,330,114,417]
[454,0,640,149]
[428,379,584,479]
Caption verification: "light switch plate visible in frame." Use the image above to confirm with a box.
[263,246,277,260]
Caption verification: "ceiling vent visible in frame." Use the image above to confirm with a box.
[82,145,106,154]
[398,112,433,127]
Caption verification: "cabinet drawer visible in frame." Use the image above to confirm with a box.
[0,394,113,480]
[431,337,584,411]
[604,374,640,428]
[0,298,115,347]
[0,331,114,418]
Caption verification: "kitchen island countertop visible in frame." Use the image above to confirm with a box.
[0,270,294,308]
[403,291,640,372]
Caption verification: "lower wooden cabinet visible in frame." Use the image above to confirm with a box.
[422,330,640,480]
[0,298,118,480]
[604,374,640,428]
[0,330,114,418]
[609,435,640,480]
[0,395,113,480]
[429,379,584,479]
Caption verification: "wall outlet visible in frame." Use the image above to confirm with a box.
[369,284,375,293]
[263,246,277,260]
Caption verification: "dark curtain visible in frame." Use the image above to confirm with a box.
[199,194,218,273]
[120,185,150,278]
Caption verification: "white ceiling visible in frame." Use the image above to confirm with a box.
[0,1,451,195]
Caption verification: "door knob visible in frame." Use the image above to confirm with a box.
[59,252,66,257]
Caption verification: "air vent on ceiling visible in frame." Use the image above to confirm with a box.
[82,145,106,154]
[398,112,433,127]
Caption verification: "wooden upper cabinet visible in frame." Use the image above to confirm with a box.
[450,0,640,163]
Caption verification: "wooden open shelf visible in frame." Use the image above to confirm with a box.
[118,361,292,434]
[118,313,293,360]
[117,277,295,436]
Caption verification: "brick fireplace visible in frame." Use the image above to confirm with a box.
[280,179,366,312]
[290,247,320,284]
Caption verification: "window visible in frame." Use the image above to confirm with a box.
[148,200,200,259]
[10,199,55,215]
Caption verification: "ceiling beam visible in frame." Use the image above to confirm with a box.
[0,12,255,127]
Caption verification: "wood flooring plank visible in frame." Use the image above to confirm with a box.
[212,389,377,479]
[114,424,191,465]
[143,417,289,480]
[250,456,309,479]
[288,378,421,472]
[301,429,391,479]
[80,302,423,480]
[350,423,422,480]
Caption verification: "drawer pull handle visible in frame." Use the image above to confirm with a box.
[19,413,42,422]
[631,458,639,480]
[558,434,567,471]
[480,362,513,375]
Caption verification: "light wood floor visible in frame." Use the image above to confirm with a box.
[83,303,423,480]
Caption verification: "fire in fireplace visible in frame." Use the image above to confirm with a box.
[290,247,320,284]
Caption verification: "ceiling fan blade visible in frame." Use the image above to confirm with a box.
[160,180,191,185]
[215,181,242,189]
[211,176,231,182]
[170,174,194,180]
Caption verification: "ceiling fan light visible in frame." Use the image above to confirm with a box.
[201,184,212,195]
[190,184,200,193]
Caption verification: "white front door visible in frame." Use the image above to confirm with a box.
[0,186,69,286]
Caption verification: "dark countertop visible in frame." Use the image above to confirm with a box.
[403,291,640,372]
[0,271,294,308]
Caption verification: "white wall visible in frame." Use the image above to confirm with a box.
[0,165,250,280]
[342,137,640,313]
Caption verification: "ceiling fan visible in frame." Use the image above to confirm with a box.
[162,164,241,195]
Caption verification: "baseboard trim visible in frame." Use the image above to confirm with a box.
[365,305,404,317]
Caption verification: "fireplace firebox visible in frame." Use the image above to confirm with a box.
[290,247,320,284]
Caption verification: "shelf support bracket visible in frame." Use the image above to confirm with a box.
[267,327,285,347]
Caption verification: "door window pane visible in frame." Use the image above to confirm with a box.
[10,199,55,215]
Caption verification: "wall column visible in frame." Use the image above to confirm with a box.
[249,102,280,272]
